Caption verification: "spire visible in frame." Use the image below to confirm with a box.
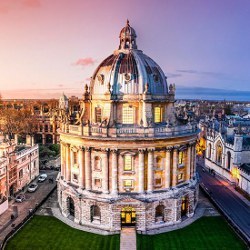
[126,19,130,26]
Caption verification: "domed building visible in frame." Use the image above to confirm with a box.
[58,21,199,234]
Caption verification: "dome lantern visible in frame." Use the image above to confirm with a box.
[119,19,137,50]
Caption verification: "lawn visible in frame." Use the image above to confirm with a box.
[6,215,120,250]
[137,217,247,250]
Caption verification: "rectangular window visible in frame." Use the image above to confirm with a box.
[73,174,78,182]
[155,178,162,186]
[178,173,183,182]
[95,107,102,123]
[123,179,133,188]
[94,178,102,188]
[124,155,132,171]
[122,105,134,124]
[73,152,78,165]
[154,107,162,123]
[178,151,184,165]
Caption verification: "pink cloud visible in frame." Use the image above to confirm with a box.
[73,57,96,67]
[22,0,41,8]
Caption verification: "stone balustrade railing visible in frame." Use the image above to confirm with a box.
[61,123,198,138]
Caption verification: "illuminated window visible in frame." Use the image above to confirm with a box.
[155,178,162,186]
[73,152,78,165]
[122,105,134,124]
[123,179,133,188]
[156,156,162,169]
[154,107,162,123]
[95,107,102,123]
[208,143,211,158]
[178,151,184,165]
[216,142,223,165]
[124,155,132,171]
[94,156,101,171]
[178,173,183,181]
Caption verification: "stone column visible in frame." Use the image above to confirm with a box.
[186,145,191,181]
[165,147,172,188]
[102,149,109,194]
[60,143,64,177]
[66,144,71,182]
[138,149,145,193]
[172,147,179,186]
[70,147,74,182]
[111,149,118,195]
[147,148,154,193]
[193,143,197,178]
[85,147,91,190]
[78,147,84,189]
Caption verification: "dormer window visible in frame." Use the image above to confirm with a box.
[154,106,163,123]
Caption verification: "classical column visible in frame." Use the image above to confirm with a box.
[192,143,197,177]
[85,147,91,190]
[165,147,172,188]
[102,149,109,194]
[60,142,64,177]
[78,147,84,189]
[111,149,118,195]
[186,145,191,181]
[138,149,145,193]
[66,144,71,182]
[147,148,154,193]
[172,147,179,186]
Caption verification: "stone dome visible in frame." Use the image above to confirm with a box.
[90,20,168,99]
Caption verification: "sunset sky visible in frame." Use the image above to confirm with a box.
[0,0,250,99]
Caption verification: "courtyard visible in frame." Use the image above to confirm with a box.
[5,215,246,250]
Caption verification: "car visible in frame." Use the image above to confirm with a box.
[15,194,25,203]
[27,183,38,192]
[38,173,48,182]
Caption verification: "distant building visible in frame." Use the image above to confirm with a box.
[0,137,39,215]
[204,117,250,195]
[58,21,199,234]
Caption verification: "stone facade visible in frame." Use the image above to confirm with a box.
[58,21,199,234]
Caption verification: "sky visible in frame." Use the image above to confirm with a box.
[0,0,250,99]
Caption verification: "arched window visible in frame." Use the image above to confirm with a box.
[208,143,211,158]
[90,205,101,223]
[19,169,23,179]
[156,156,162,169]
[179,151,184,165]
[122,105,134,124]
[227,151,231,169]
[94,156,101,171]
[124,155,132,171]
[154,107,163,123]
[155,205,165,222]
[216,142,223,165]
[95,107,102,123]
[67,197,75,217]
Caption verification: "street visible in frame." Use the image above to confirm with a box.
[197,161,250,242]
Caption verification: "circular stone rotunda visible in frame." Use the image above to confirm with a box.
[57,20,199,234]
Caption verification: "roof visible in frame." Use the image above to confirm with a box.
[239,163,250,174]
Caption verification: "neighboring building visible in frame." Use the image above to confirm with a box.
[204,117,250,195]
[58,21,199,234]
[0,137,39,215]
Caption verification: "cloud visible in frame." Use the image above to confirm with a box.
[166,73,183,79]
[73,57,96,68]
[176,69,225,78]
[22,0,41,8]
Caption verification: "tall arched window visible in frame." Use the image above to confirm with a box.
[122,105,134,124]
[154,107,163,123]
[94,156,101,171]
[19,169,23,179]
[208,143,212,159]
[90,205,101,223]
[95,107,102,123]
[155,205,165,222]
[227,151,231,169]
[216,142,223,165]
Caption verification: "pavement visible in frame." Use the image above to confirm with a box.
[0,170,58,245]
[198,158,250,243]
[120,227,136,250]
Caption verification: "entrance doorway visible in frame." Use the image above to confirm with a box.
[121,206,136,226]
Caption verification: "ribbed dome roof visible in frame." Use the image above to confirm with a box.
[90,21,168,99]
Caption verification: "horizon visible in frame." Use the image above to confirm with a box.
[1,0,250,99]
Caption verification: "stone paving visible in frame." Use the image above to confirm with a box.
[0,170,58,245]
[120,227,136,250]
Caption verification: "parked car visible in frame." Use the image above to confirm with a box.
[15,194,25,203]
[38,173,48,182]
[27,183,38,192]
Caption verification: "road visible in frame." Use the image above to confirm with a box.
[197,161,250,242]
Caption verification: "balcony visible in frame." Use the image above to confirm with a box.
[60,123,198,139]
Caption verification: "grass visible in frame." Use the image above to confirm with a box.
[6,215,120,250]
[137,217,247,250]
